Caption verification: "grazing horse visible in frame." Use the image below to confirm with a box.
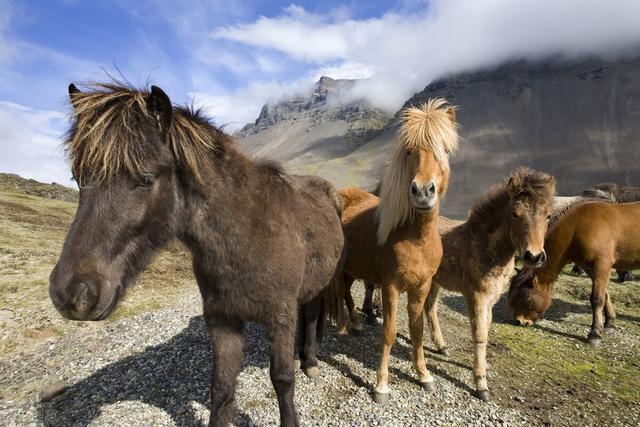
[424,168,555,401]
[329,99,459,403]
[48,82,345,427]
[508,201,640,344]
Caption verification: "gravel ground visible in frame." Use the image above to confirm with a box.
[1,282,638,427]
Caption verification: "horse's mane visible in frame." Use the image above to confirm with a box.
[65,81,230,186]
[468,167,556,229]
[547,197,608,235]
[375,98,459,245]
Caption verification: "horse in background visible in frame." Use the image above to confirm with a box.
[423,168,556,401]
[508,200,640,345]
[328,99,459,403]
[48,81,345,427]
[580,182,640,282]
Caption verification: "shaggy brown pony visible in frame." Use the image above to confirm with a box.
[329,99,459,404]
[424,168,555,401]
[508,200,640,344]
[48,81,345,427]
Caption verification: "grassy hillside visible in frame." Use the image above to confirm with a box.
[0,175,194,401]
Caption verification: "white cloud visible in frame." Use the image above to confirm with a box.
[212,0,640,113]
[0,101,72,186]
[191,78,315,132]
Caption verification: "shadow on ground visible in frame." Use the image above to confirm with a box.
[38,316,265,427]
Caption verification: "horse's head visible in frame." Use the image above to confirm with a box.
[376,99,459,244]
[505,168,556,268]
[49,83,182,321]
[507,267,553,325]
[402,101,458,214]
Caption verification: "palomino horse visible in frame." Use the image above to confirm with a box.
[424,168,555,401]
[48,82,345,427]
[329,99,459,403]
[508,200,640,344]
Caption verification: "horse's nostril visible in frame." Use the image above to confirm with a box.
[68,281,99,314]
[539,252,547,264]
[427,181,436,195]
[514,319,523,326]
[411,181,418,195]
[523,251,534,263]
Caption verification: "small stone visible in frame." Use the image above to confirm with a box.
[39,381,67,401]
[514,395,525,403]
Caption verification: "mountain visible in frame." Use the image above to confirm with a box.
[235,76,391,175]
[294,57,640,218]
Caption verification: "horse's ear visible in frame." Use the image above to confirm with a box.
[68,83,81,108]
[445,106,456,123]
[147,85,172,134]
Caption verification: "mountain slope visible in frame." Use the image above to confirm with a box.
[315,57,640,217]
[235,76,391,174]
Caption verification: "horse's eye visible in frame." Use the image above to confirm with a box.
[406,149,411,156]
[512,212,519,219]
[546,215,551,220]
[135,175,155,189]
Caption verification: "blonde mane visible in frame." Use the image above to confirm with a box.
[66,82,227,186]
[375,98,459,245]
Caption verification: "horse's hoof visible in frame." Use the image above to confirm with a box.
[588,336,602,346]
[294,359,301,370]
[604,324,616,333]
[351,328,364,337]
[337,328,349,336]
[303,366,320,379]
[420,381,435,393]
[373,392,389,404]
[365,314,377,325]
[438,347,449,357]
[474,389,491,402]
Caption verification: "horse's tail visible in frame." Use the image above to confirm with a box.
[324,277,340,324]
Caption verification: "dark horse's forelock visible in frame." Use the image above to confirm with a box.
[65,81,229,186]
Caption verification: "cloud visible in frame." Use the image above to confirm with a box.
[212,0,640,112]
[191,78,315,132]
[0,101,71,186]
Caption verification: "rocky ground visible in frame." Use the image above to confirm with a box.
[2,278,639,427]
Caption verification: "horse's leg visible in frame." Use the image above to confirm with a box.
[468,295,491,402]
[344,276,363,334]
[334,273,349,335]
[362,281,377,324]
[424,283,448,356]
[587,263,611,345]
[373,287,383,317]
[373,284,399,404]
[268,315,299,427]
[604,292,616,331]
[407,283,434,391]
[206,316,244,427]
[299,293,323,379]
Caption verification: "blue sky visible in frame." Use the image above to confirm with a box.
[1,0,639,185]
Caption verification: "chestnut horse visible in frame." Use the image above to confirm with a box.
[508,200,640,345]
[424,168,555,401]
[329,99,459,403]
[48,82,345,426]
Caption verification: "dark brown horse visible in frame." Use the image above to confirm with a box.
[48,81,345,426]
[508,200,640,344]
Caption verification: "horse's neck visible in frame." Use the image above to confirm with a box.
[536,221,572,290]
[404,205,440,241]
[470,213,515,266]
[178,146,256,249]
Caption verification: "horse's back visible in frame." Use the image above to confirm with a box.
[571,202,640,267]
